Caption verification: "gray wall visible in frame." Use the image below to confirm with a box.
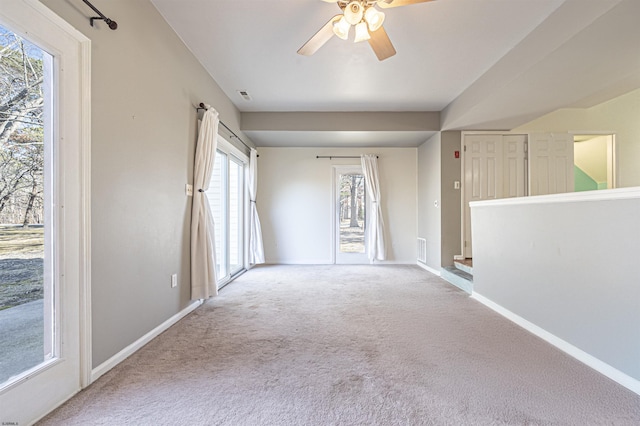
[40,0,250,367]
[471,191,640,381]
[417,131,462,271]
[417,134,441,270]
[440,131,462,267]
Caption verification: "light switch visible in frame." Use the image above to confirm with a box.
[454,181,460,189]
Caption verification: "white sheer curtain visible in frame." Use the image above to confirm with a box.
[248,149,265,264]
[190,105,219,299]
[361,154,386,262]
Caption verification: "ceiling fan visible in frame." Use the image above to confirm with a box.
[297,0,435,61]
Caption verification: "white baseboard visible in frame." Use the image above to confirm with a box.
[416,261,441,276]
[90,300,203,383]
[266,259,333,265]
[471,292,640,396]
[265,260,416,265]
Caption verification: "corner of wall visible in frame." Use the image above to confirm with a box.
[417,133,442,270]
[440,131,462,267]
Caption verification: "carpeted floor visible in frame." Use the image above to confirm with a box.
[39,265,640,425]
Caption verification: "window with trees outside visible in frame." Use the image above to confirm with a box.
[0,24,52,385]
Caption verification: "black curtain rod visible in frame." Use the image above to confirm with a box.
[82,0,118,29]
[316,156,378,159]
[197,103,252,153]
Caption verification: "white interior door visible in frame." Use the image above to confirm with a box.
[0,1,90,424]
[463,135,504,258]
[334,166,368,264]
[463,134,528,258]
[529,133,574,196]
[503,135,528,198]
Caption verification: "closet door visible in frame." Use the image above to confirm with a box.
[529,133,574,196]
[503,135,528,198]
[463,135,504,258]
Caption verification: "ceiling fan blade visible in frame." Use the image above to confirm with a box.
[377,0,436,9]
[368,26,396,61]
[297,15,342,56]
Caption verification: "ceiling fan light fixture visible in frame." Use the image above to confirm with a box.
[353,21,371,43]
[344,1,364,25]
[364,7,385,32]
[333,16,351,40]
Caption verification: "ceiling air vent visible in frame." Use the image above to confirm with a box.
[237,90,252,101]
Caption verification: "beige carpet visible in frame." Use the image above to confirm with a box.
[39,265,640,425]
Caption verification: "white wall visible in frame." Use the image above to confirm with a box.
[257,147,417,264]
[471,189,640,389]
[515,88,640,188]
[574,136,609,186]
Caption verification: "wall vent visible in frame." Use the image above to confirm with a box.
[417,238,427,263]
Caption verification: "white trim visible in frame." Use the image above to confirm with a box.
[78,36,92,390]
[416,261,441,276]
[470,185,640,208]
[461,131,522,136]
[266,259,334,265]
[471,292,640,396]
[91,301,203,383]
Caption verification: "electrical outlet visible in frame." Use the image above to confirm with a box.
[171,273,177,288]
[185,184,193,196]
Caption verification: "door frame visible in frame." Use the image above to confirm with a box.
[211,136,248,289]
[570,131,617,190]
[0,1,91,424]
[331,165,368,264]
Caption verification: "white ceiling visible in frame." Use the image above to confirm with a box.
[151,0,640,147]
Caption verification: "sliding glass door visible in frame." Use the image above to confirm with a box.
[206,138,247,288]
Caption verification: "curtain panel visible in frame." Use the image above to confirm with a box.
[361,154,386,262]
[190,106,219,299]
[249,149,265,264]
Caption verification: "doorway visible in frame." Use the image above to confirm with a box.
[0,2,90,424]
[206,137,247,289]
[334,166,368,264]
[573,134,616,191]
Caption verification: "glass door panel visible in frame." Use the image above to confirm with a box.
[335,166,368,264]
[1,3,88,422]
[0,24,53,386]
[208,151,227,279]
[339,173,366,254]
[229,157,243,275]
[205,140,246,289]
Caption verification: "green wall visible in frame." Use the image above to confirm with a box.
[574,165,598,192]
